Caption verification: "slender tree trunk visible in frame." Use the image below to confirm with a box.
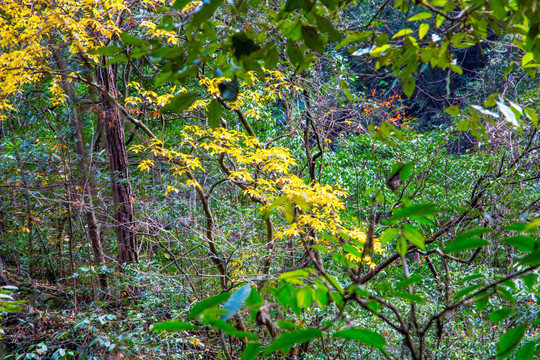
[54,53,108,290]
[98,64,138,264]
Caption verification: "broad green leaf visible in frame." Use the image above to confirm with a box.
[333,328,386,350]
[397,235,407,257]
[497,325,526,359]
[454,283,483,300]
[391,204,437,220]
[503,236,535,252]
[207,99,222,128]
[444,237,489,253]
[489,308,516,324]
[189,292,230,319]
[232,32,261,59]
[151,320,196,331]
[514,342,536,360]
[403,226,425,250]
[520,249,540,266]
[301,25,325,54]
[106,53,128,66]
[172,0,191,9]
[445,105,460,117]
[380,228,399,245]
[120,32,146,47]
[190,0,224,28]
[522,52,534,66]
[523,273,538,290]
[204,316,258,340]
[241,342,261,360]
[95,45,122,56]
[284,200,295,223]
[314,14,342,42]
[263,328,322,356]
[286,39,303,65]
[161,92,198,114]
[284,0,313,12]
[340,79,354,101]
[490,0,506,19]
[402,74,415,98]
[419,23,429,40]
[296,287,313,308]
[408,12,432,21]
[222,284,251,321]
[392,29,413,39]
[455,228,492,241]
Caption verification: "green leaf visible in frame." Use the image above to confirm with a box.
[333,328,387,350]
[207,99,222,128]
[445,105,460,117]
[105,53,129,66]
[444,237,489,253]
[455,228,492,242]
[172,0,191,9]
[340,79,354,101]
[204,316,258,340]
[403,226,425,250]
[391,204,437,220]
[489,308,516,324]
[284,200,295,223]
[189,292,230,319]
[222,284,251,321]
[392,29,413,39]
[408,12,432,21]
[402,74,415,99]
[161,92,198,114]
[301,25,325,54]
[520,249,540,266]
[296,287,312,308]
[151,320,196,331]
[314,14,342,42]
[279,268,312,282]
[284,0,313,12]
[232,32,261,59]
[522,52,534,66]
[263,328,322,356]
[523,273,537,290]
[262,195,287,218]
[286,39,303,65]
[120,32,146,47]
[503,236,535,252]
[190,0,224,28]
[514,342,536,360]
[418,23,429,40]
[497,325,526,359]
[454,283,483,300]
[397,235,407,257]
[241,342,261,360]
[380,228,399,245]
[490,0,507,19]
[95,45,123,56]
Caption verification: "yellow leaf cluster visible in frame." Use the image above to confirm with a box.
[0,0,124,119]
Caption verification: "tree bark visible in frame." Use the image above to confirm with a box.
[98,64,139,264]
[53,53,108,290]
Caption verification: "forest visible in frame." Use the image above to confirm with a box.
[0,0,539,359]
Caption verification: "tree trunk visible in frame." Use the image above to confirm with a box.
[54,53,108,291]
[98,65,139,264]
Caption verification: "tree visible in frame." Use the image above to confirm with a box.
[0,0,539,359]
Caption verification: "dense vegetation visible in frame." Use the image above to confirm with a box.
[1,0,539,359]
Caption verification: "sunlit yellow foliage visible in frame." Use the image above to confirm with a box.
[0,0,124,120]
